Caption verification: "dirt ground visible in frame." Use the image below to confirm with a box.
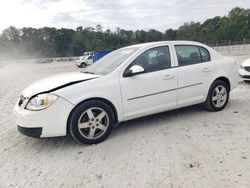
[0,55,250,188]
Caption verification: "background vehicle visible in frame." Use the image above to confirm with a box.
[75,50,111,68]
[14,41,237,144]
[83,52,93,56]
[239,58,250,81]
[75,55,93,67]
[75,52,93,68]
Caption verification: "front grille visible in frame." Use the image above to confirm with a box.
[244,66,250,72]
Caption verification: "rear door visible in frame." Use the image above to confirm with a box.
[174,45,213,107]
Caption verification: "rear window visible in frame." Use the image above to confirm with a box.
[199,47,210,62]
[175,45,210,66]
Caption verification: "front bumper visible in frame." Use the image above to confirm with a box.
[239,68,250,80]
[17,125,42,138]
[14,96,75,138]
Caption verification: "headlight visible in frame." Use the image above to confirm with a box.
[240,65,244,70]
[25,93,58,111]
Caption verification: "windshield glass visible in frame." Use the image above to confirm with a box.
[82,47,139,75]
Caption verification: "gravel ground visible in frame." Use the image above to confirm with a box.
[0,56,250,188]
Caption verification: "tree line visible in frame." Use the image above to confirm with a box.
[0,7,249,59]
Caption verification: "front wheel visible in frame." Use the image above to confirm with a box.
[80,62,87,68]
[204,80,229,111]
[68,100,115,144]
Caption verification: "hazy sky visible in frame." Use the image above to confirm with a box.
[0,0,249,32]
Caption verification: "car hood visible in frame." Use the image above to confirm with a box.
[21,72,100,97]
[242,58,250,67]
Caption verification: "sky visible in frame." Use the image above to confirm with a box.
[0,0,249,33]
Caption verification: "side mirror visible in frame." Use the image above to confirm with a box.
[123,65,145,77]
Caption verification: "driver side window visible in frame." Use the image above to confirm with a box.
[131,46,171,73]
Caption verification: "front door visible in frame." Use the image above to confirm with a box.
[120,46,178,120]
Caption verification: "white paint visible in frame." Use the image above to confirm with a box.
[14,41,238,138]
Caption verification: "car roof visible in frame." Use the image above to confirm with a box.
[122,41,208,49]
[120,40,223,60]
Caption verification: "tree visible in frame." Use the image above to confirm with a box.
[2,26,20,42]
[0,7,249,60]
[177,22,201,41]
[164,29,177,40]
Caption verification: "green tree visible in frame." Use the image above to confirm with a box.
[0,7,249,60]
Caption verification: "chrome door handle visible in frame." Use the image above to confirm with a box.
[163,75,175,80]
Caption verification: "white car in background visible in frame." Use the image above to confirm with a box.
[76,52,93,68]
[239,58,250,81]
[14,41,238,144]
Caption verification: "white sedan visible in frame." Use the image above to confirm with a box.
[239,58,250,81]
[14,41,238,144]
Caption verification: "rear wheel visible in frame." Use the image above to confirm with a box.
[68,100,115,144]
[204,80,229,111]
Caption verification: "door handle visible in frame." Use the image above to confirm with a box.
[202,68,211,73]
[163,75,175,80]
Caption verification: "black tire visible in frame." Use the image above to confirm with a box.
[68,100,115,144]
[80,62,87,68]
[204,80,230,111]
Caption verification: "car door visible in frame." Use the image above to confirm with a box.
[174,45,213,107]
[86,55,93,65]
[120,45,178,120]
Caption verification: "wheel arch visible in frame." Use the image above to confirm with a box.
[205,75,231,101]
[66,97,118,134]
[213,76,231,91]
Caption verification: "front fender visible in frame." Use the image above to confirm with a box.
[52,75,124,122]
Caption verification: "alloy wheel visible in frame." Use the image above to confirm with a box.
[77,107,109,140]
[212,85,228,108]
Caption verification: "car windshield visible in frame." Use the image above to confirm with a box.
[82,47,139,75]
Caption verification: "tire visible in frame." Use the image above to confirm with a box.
[204,80,230,112]
[68,100,115,144]
[80,62,87,68]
